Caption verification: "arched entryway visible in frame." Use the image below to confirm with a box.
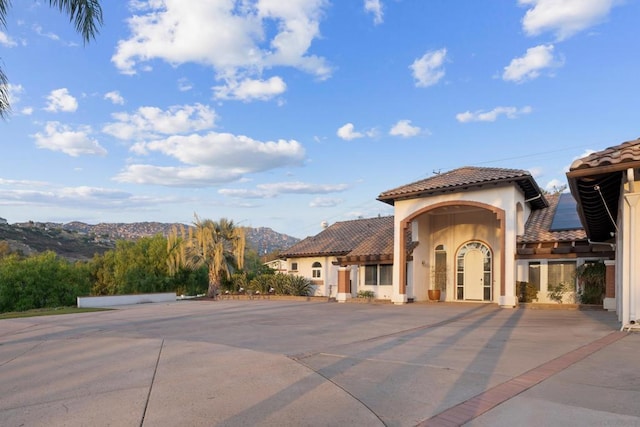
[456,241,492,301]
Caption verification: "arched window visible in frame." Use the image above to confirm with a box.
[312,262,322,278]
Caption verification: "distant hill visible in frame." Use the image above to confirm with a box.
[1,221,299,261]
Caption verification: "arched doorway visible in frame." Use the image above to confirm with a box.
[456,241,492,301]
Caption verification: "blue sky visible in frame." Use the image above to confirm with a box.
[1,0,638,238]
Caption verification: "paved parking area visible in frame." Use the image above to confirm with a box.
[0,300,637,426]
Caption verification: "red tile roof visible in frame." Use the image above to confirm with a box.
[378,166,547,209]
[567,138,640,241]
[281,216,394,258]
[569,138,640,172]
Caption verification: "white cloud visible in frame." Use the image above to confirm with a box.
[364,0,384,25]
[456,106,533,123]
[219,182,348,199]
[213,76,287,101]
[337,123,364,140]
[112,0,332,94]
[336,123,364,141]
[503,44,560,83]
[33,121,107,157]
[309,197,343,207]
[45,88,78,112]
[519,0,615,40]
[410,48,447,88]
[0,180,172,212]
[0,31,17,47]
[103,103,216,141]
[178,78,193,92]
[389,120,421,138]
[32,24,60,41]
[113,164,246,187]
[21,107,34,115]
[104,91,125,105]
[218,188,273,199]
[258,182,348,194]
[544,178,568,193]
[115,133,305,187]
[337,123,378,140]
[7,84,24,105]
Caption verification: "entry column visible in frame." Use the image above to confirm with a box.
[604,260,616,311]
[337,266,352,303]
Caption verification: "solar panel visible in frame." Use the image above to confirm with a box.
[550,192,583,231]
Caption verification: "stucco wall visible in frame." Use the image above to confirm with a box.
[393,185,526,304]
[286,256,343,297]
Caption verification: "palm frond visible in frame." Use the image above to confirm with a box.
[0,0,9,28]
[50,0,103,43]
[0,62,9,119]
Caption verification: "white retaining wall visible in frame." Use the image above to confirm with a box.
[77,293,176,308]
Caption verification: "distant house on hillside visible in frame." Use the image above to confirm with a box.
[263,258,287,273]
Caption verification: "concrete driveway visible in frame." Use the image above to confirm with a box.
[0,300,637,426]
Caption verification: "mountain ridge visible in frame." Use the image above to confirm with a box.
[0,220,300,261]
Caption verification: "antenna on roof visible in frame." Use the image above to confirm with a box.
[433,169,441,175]
[320,220,328,229]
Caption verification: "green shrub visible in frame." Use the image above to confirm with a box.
[576,262,606,305]
[0,251,91,312]
[517,281,538,303]
[357,290,375,299]
[547,282,567,304]
[286,275,312,296]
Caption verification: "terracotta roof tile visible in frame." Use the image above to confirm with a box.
[518,193,586,243]
[569,138,640,171]
[378,166,547,209]
[281,216,394,258]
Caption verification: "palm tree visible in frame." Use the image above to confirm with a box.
[0,0,103,118]
[183,215,246,299]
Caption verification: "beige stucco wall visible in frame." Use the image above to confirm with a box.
[392,185,527,306]
[285,256,358,298]
[410,209,500,302]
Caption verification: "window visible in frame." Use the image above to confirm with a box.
[548,261,576,291]
[364,265,377,285]
[312,262,322,278]
[291,262,298,271]
[379,265,392,285]
[364,265,393,286]
[528,262,540,291]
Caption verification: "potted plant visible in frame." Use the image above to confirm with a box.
[429,263,446,301]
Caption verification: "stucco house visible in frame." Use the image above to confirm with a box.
[280,216,395,298]
[567,138,640,329]
[282,166,612,304]
[280,138,638,326]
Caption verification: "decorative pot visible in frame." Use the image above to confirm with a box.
[428,289,441,301]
